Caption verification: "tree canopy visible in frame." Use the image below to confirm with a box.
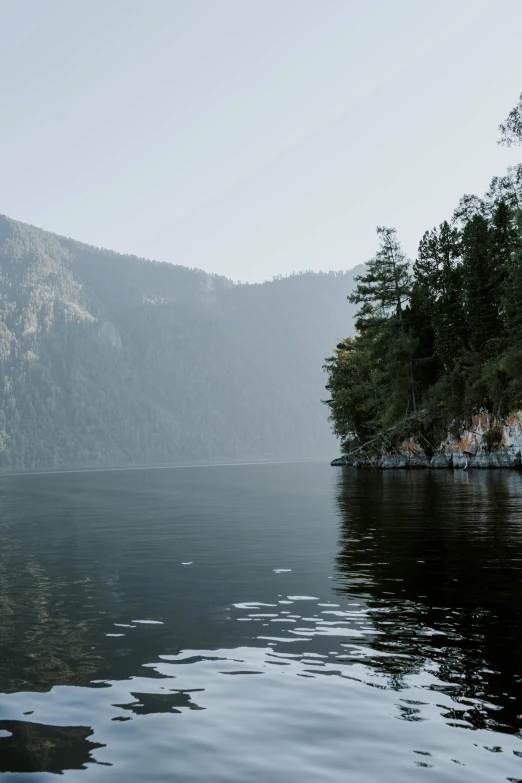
[325,92,522,456]
[499,91,522,147]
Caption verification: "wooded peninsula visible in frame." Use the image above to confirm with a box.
[324,92,522,465]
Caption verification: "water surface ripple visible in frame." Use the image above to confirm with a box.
[0,464,521,781]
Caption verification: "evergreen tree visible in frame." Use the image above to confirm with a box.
[325,227,418,452]
[402,288,441,404]
[325,94,522,453]
[500,202,522,343]
[486,165,522,212]
[452,194,486,227]
[324,338,377,445]
[491,200,519,281]
[461,214,501,355]
[349,226,412,332]
[414,221,464,369]
[498,91,522,147]
[0,214,359,469]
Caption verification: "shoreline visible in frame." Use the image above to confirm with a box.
[332,411,522,471]
[331,452,522,470]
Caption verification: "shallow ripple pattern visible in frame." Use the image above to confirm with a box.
[0,464,521,781]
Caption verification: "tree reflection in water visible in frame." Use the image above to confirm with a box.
[333,469,522,734]
[0,516,103,694]
[0,720,106,773]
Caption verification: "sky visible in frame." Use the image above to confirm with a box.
[1,0,521,283]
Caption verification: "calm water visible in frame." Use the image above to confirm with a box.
[1,463,522,782]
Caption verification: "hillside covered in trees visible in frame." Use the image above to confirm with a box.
[325,92,522,458]
[0,215,359,469]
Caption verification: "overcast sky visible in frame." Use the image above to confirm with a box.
[1,0,521,282]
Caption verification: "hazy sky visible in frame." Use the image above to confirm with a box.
[1,0,521,282]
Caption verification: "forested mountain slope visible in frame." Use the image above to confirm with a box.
[0,214,358,468]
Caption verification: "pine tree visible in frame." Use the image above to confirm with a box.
[462,215,501,354]
[497,201,522,343]
[486,165,522,212]
[323,338,378,446]
[452,194,486,227]
[325,89,522,455]
[349,227,411,332]
[498,91,522,147]
[491,200,519,280]
[414,221,464,369]
[349,227,417,417]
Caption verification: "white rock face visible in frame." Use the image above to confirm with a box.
[430,453,452,469]
[331,411,522,469]
[380,439,430,469]
[439,410,522,469]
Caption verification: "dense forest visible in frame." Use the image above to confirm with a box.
[0,215,360,469]
[325,92,522,457]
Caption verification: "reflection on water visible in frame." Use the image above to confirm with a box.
[0,464,521,781]
[0,721,105,774]
[335,470,522,735]
[0,555,101,694]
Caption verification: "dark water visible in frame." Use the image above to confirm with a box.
[1,463,522,782]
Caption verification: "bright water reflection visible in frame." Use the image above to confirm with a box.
[0,464,522,781]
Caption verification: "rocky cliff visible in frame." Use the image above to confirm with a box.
[332,411,522,469]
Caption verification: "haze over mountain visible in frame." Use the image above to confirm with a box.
[0,215,358,469]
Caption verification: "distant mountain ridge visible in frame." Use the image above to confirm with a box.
[0,214,359,469]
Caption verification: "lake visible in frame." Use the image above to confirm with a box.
[0,463,522,782]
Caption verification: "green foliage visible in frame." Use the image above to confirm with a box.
[482,427,503,453]
[498,91,522,147]
[0,215,361,469]
[325,98,522,454]
[462,213,502,354]
[414,220,464,369]
[349,226,411,332]
[325,230,420,452]
[486,165,522,211]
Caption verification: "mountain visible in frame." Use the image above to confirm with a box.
[0,215,359,469]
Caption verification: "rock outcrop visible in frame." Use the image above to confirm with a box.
[332,410,522,469]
